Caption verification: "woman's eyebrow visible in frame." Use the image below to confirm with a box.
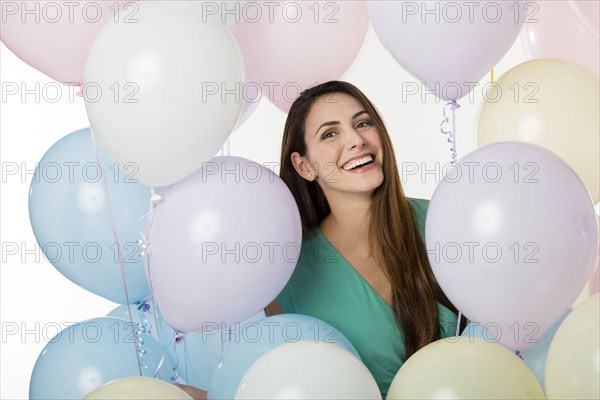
[314,110,369,137]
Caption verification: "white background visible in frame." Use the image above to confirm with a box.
[0,2,594,398]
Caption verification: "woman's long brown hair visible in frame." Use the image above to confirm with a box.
[279,81,459,359]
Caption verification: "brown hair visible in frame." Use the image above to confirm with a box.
[279,81,458,359]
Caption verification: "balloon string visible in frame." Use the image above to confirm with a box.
[139,186,163,340]
[439,100,460,164]
[151,297,161,342]
[183,332,190,385]
[152,335,171,379]
[153,330,183,381]
[455,311,462,337]
[90,130,142,376]
[136,300,153,337]
[172,332,184,382]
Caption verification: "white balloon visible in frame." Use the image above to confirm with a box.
[84,1,244,186]
[235,341,382,399]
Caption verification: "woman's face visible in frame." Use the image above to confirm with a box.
[292,92,384,197]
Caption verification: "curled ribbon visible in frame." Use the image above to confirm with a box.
[439,100,461,165]
[153,331,183,382]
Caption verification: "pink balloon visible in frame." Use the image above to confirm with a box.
[0,0,133,84]
[425,142,598,351]
[231,1,368,113]
[368,0,524,101]
[147,156,302,333]
[521,0,599,77]
[569,0,600,40]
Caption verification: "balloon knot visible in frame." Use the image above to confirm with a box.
[75,82,83,98]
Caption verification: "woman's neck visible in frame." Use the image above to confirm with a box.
[319,192,372,249]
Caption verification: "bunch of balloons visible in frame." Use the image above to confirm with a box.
[4,0,598,397]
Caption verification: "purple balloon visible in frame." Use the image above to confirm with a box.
[425,142,598,351]
[147,156,301,333]
[368,0,524,101]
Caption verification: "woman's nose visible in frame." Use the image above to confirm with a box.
[346,128,366,150]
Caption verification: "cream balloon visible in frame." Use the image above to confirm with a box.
[476,59,599,203]
[234,341,382,399]
[545,293,600,399]
[387,337,545,399]
[84,1,244,187]
[84,377,192,399]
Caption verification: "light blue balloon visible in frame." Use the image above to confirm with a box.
[461,310,571,388]
[155,307,266,390]
[520,310,570,388]
[29,128,152,303]
[208,314,360,399]
[29,317,177,399]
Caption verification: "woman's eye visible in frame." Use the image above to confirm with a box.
[321,130,336,139]
[356,120,373,129]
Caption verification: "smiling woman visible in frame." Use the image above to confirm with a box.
[268,81,460,398]
[176,81,461,400]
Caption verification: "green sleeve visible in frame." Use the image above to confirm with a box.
[407,197,430,243]
[276,277,295,313]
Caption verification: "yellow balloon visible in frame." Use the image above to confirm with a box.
[545,293,600,399]
[84,377,193,399]
[387,337,545,399]
[476,58,599,203]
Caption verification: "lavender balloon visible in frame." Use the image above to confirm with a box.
[368,0,524,101]
[147,156,301,333]
[426,142,598,351]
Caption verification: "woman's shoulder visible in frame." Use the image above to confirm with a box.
[406,197,430,215]
[406,197,430,241]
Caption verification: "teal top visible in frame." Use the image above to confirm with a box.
[276,198,457,398]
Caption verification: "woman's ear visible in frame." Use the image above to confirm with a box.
[291,152,316,181]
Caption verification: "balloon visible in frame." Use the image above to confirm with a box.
[209,314,360,399]
[84,1,244,186]
[234,341,381,399]
[147,156,301,333]
[30,317,177,399]
[84,376,192,399]
[426,142,598,351]
[461,310,571,388]
[387,337,545,399]
[28,128,151,304]
[589,252,599,296]
[108,302,161,342]
[475,58,600,203]
[521,1,599,77]
[368,0,524,101]
[569,0,600,40]
[545,293,600,399]
[161,309,266,391]
[110,303,267,389]
[234,90,261,131]
[0,0,132,84]
[231,1,368,112]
